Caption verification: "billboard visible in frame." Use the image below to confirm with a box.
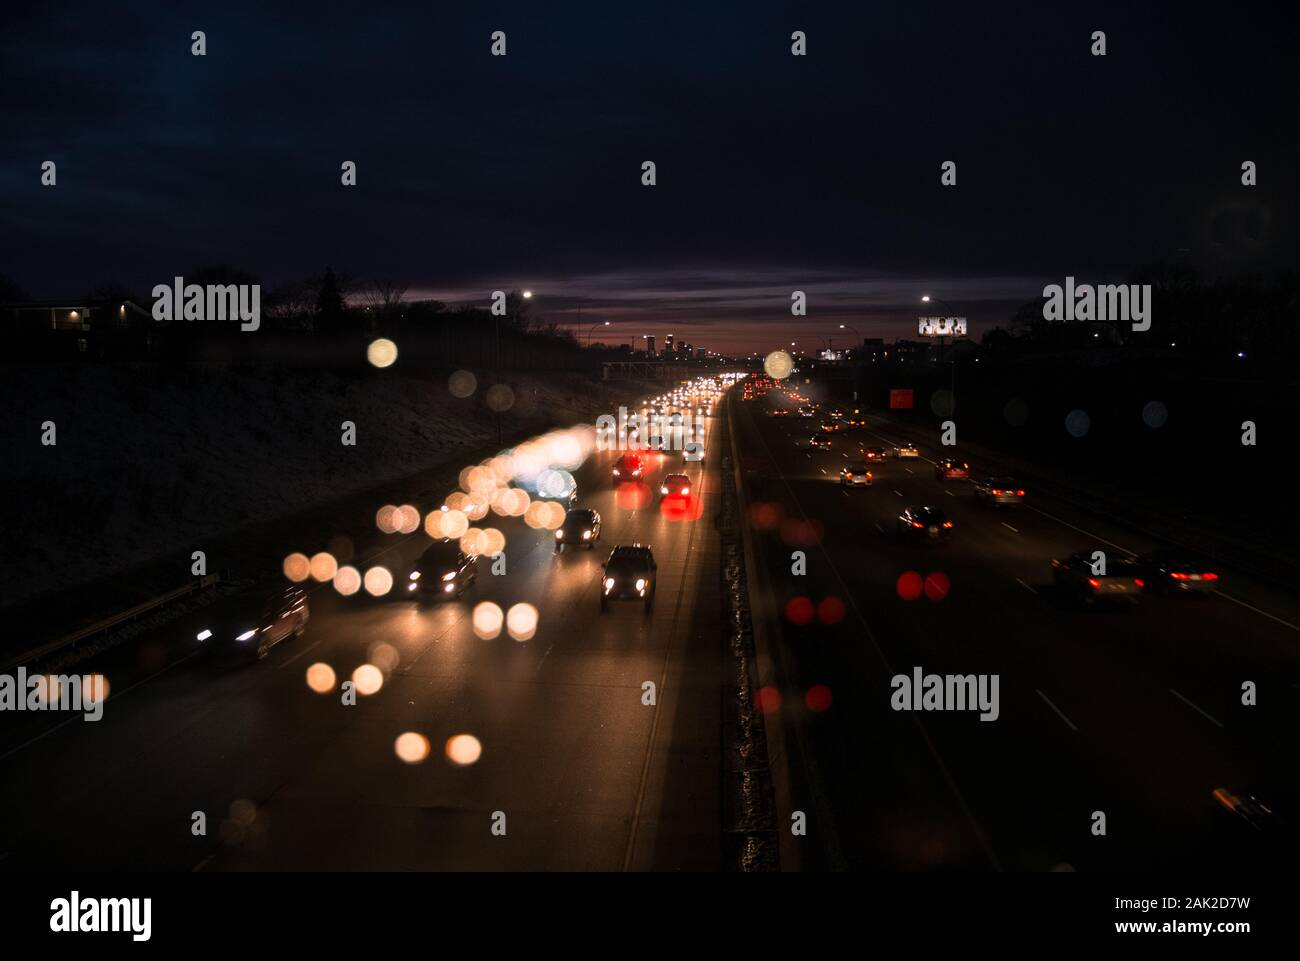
[918,316,967,337]
[889,389,914,410]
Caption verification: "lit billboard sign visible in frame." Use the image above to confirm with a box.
[918,316,967,337]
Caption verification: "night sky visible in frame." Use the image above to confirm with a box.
[3,1,1295,351]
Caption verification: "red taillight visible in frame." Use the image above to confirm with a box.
[1087,578,1101,589]
[1016,490,1025,496]
[1134,578,1145,588]
[991,489,1002,496]
[942,521,954,528]
[912,521,924,529]
[1170,572,1189,580]
[1203,572,1219,580]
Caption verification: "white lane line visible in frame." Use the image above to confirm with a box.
[944,490,955,497]
[1026,505,1136,556]
[819,468,826,474]
[904,467,914,474]
[192,854,215,873]
[279,638,321,668]
[1215,591,1300,634]
[1015,578,1037,594]
[1036,690,1078,732]
[1001,522,1019,534]
[874,522,884,532]
[893,490,903,497]
[1170,688,1224,728]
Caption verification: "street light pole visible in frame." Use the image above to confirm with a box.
[921,295,961,417]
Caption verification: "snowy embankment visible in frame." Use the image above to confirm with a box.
[2,362,636,608]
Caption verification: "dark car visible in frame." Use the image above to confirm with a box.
[196,585,309,661]
[896,506,954,541]
[934,457,970,480]
[973,476,1025,507]
[809,434,833,449]
[862,445,889,464]
[1136,549,1220,595]
[612,453,644,481]
[407,539,479,599]
[659,473,692,499]
[555,508,602,553]
[600,544,657,611]
[1051,551,1144,604]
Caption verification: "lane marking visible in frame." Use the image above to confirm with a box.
[874,522,883,532]
[1036,690,1078,732]
[1215,590,1300,634]
[944,490,954,497]
[192,854,214,873]
[1015,578,1037,594]
[1026,505,1135,556]
[893,490,903,497]
[903,467,914,474]
[1001,522,1019,534]
[1170,688,1224,728]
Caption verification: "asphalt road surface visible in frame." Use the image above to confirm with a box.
[0,415,724,871]
[735,391,1300,870]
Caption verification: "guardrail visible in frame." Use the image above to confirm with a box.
[0,573,222,673]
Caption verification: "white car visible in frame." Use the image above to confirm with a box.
[893,444,920,459]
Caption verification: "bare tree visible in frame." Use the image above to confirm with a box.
[360,279,409,329]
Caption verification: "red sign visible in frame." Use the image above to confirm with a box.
[889,389,914,410]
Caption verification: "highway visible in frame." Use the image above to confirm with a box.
[0,403,726,871]
[735,388,1300,870]
[5,376,1296,873]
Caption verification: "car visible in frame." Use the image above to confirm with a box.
[843,417,867,431]
[896,506,954,541]
[600,544,657,611]
[893,444,919,459]
[839,463,873,487]
[408,539,479,599]
[934,457,969,480]
[515,477,578,509]
[826,408,845,420]
[769,408,789,418]
[555,508,602,553]
[818,420,840,433]
[1051,551,1144,604]
[973,476,1025,507]
[612,453,644,481]
[797,406,817,418]
[1135,549,1220,594]
[196,585,309,661]
[862,445,889,463]
[809,434,833,449]
[659,473,692,499]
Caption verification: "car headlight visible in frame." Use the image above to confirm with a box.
[443,583,455,592]
[613,469,620,476]
[604,577,615,590]
[236,629,257,642]
[409,570,421,580]
[661,486,669,494]
[680,487,689,495]
[635,578,647,591]
[196,629,212,641]
[582,530,592,539]
[555,529,564,539]
[441,571,457,581]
